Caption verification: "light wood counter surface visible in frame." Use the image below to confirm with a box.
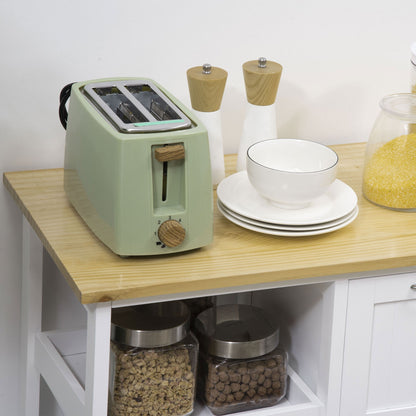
[4,142,416,304]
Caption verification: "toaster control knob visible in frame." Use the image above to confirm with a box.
[158,220,186,247]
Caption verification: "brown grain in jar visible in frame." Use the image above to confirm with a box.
[193,304,288,415]
[109,301,198,416]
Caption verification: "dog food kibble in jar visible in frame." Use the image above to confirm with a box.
[109,301,198,416]
[194,304,288,415]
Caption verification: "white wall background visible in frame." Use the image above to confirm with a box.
[1,0,415,414]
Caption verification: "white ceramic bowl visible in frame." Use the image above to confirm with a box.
[246,139,338,209]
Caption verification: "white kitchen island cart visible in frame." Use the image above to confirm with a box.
[4,142,416,416]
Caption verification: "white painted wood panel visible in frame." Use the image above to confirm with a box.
[35,333,85,415]
[20,219,43,416]
[341,273,416,416]
[367,299,416,411]
[83,303,112,416]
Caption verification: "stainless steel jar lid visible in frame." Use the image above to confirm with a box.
[194,304,279,359]
[111,301,190,348]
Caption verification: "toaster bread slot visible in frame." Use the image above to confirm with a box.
[93,86,147,124]
[126,84,181,121]
[162,160,168,202]
[83,80,192,133]
[152,143,185,214]
[155,144,185,202]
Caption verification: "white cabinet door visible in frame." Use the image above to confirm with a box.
[340,273,416,416]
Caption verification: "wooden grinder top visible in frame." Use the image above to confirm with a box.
[187,64,228,112]
[243,57,282,106]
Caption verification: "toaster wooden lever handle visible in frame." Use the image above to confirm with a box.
[155,144,185,162]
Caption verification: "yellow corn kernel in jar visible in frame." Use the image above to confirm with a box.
[363,133,416,209]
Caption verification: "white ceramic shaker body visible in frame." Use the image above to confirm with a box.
[193,109,225,185]
[236,57,282,172]
[236,102,277,172]
[187,64,228,187]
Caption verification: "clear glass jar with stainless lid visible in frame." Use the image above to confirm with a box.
[109,301,198,416]
[411,42,416,93]
[193,304,288,415]
[362,93,416,210]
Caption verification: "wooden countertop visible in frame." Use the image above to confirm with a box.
[4,142,416,304]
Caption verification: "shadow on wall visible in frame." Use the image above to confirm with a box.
[221,85,246,154]
[277,81,374,144]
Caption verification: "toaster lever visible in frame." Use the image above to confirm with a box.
[155,144,185,162]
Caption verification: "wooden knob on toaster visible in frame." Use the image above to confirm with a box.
[158,220,186,247]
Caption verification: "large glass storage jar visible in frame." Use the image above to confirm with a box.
[362,93,416,210]
[411,42,416,93]
[109,301,198,416]
[194,304,288,415]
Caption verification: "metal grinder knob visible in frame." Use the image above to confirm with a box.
[158,220,186,247]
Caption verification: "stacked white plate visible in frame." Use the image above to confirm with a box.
[217,171,358,237]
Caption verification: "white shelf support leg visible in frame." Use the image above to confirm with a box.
[20,217,43,416]
[318,279,349,416]
[83,302,112,416]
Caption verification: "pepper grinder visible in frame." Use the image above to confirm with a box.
[236,57,283,171]
[187,63,228,186]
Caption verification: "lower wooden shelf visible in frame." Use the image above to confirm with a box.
[36,329,324,416]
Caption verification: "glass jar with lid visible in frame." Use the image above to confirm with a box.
[362,93,416,210]
[193,304,288,415]
[411,42,416,93]
[109,301,198,416]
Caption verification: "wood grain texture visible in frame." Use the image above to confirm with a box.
[4,143,416,304]
[158,220,186,247]
[154,144,185,162]
[242,60,282,106]
[187,66,227,112]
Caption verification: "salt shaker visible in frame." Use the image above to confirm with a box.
[236,57,282,171]
[187,64,228,186]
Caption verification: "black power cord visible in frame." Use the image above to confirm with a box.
[59,82,75,129]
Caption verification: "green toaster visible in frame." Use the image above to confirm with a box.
[64,78,213,256]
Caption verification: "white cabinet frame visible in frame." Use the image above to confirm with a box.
[21,217,112,416]
[18,216,380,416]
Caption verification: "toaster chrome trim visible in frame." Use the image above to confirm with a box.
[83,80,192,133]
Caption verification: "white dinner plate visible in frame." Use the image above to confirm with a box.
[217,171,358,226]
[217,202,359,237]
[218,200,358,231]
